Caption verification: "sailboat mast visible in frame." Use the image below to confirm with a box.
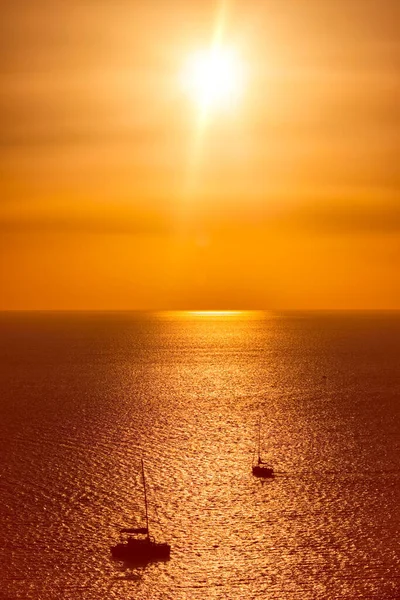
[141,459,150,538]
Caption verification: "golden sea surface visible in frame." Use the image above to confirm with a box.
[1,311,399,599]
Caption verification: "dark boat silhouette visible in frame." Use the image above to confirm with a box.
[110,459,171,563]
[252,417,274,478]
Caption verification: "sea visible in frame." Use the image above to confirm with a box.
[0,310,399,600]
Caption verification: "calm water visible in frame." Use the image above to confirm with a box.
[0,311,399,600]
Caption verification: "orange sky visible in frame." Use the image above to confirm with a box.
[1,0,399,310]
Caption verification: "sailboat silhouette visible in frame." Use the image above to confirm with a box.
[252,417,274,478]
[110,459,171,562]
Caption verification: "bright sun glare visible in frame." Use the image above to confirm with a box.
[183,47,244,112]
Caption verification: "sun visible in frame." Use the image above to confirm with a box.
[182,47,245,113]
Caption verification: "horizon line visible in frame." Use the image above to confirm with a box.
[1,308,400,313]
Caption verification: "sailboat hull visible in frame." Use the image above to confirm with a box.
[111,537,171,562]
[252,465,274,478]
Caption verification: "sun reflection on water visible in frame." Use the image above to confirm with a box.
[189,310,244,316]
[155,310,268,320]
